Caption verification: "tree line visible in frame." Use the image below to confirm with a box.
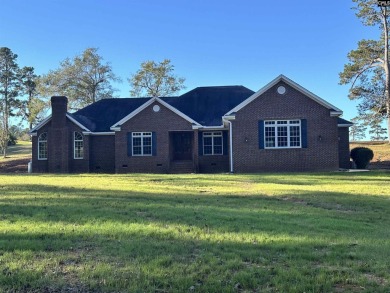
[0,47,185,158]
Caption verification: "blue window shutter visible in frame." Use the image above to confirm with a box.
[222,131,228,155]
[198,132,203,156]
[152,132,157,156]
[301,119,308,148]
[258,120,264,149]
[127,132,132,156]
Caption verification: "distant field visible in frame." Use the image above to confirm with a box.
[0,172,390,292]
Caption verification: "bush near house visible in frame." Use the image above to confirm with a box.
[350,147,374,169]
[350,141,390,169]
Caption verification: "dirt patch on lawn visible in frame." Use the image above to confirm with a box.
[0,158,30,173]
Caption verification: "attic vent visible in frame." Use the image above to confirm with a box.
[277,86,286,95]
[153,105,160,112]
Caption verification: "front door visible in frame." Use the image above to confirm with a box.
[172,132,193,161]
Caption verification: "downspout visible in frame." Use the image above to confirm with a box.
[227,120,234,173]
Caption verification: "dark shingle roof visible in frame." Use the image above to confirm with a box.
[162,86,255,126]
[71,86,254,131]
[337,117,353,125]
[72,97,152,132]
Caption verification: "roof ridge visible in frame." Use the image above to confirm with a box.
[193,85,248,89]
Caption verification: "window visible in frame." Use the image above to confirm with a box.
[264,120,301,148]
[38,132,48,160]
[132,132,152,156]
[203,132,223,155]
[74,132,84,159]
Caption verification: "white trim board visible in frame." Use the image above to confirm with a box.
[66,114,91,132]
[29,115,52,134]
[82,132,115,136]
[225,74,343,116]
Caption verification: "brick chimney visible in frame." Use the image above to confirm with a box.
[51,96,68,127]
[49,96,69,173]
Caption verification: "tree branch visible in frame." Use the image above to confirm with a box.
[351,61,383,89]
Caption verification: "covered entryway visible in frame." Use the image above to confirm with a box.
[169,131,194,173]
[171,132,193,161]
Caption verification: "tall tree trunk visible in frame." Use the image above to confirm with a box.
[2,82,9,158]
[382,6,390,143]
[3,93,8,158]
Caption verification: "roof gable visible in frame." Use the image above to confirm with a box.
[29,113,91,135]
[225,75,343,116]
[110,97,201,130]
[73,98,150,132]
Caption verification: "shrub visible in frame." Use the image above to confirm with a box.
[350,147,374,169]
[7,133,17,146]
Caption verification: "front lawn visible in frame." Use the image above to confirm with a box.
[0,172,389,292]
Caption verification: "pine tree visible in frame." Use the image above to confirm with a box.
[339,0,390,142]
[0,47,20,158]
[350,117,367,141]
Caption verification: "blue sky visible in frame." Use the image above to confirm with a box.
[1,0,381,121]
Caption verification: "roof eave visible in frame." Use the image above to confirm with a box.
[83,131,115,136]
[330,111,343,117]
[192,125,226,130]
[222,115,236,121]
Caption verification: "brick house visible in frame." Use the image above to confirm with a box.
[30,75,352,173]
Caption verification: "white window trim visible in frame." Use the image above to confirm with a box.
[203,131,223,155]
[264,120,302,149]
[132,132,153,156]
[38,132,48,160]
[74,132,84,159]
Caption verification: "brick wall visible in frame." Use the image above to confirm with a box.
[115,101,193,173]
[67,123,89,173]
[32,120,90,173]
[31,124,49,173]
[232,81,340,172]
[198,155,229,173]
[89,135,115,173]
[338,127,351,169]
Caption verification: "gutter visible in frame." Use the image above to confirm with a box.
[228,120,234,173]
[222,117,234,173]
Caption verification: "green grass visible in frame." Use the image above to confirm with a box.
[0,141,31,173]
[0,172,390,292]
[1,140,31,161]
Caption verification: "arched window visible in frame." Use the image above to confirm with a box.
[38,132,48,160]
[74,132,84,159]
